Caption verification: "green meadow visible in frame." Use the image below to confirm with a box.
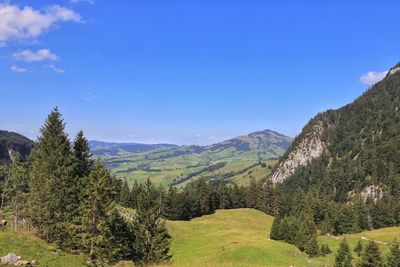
[2,208,399,266]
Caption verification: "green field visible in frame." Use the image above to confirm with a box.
[166,209,399,267]
[2,209,399,266]
[0,228,86,267]
[92,130,291,187]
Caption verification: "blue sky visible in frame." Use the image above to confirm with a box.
[0,0,399,145]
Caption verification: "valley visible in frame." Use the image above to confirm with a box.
[91,130,291,187]
[2,208,399,267]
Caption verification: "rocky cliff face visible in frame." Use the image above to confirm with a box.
[0,131,34,163]
[271,119,327,183]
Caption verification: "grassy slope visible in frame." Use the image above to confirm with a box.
[0,229,86,267]
[3,209,399,267]
[166,209,313,267]
[166,209,400,267]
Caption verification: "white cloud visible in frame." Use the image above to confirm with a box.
[10,65,27,72]
[48,64,65,74]
[70,0,95,4]
[360,70,388,86]
[0,3,81,46]
[13,49,58,62]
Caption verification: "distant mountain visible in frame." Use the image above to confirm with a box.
[271,62,400,200]
[89,141,178,156]
[94,129,292,187]
[0,130,34,163]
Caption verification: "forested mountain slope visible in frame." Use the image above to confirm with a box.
[272,63,400,200]
[0,130,34,163]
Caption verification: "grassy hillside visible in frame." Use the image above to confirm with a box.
[0,228,86,267]
[167,209,316,267]
[166,209,399,267]
[2,209,400,266]
[94,130,290,187]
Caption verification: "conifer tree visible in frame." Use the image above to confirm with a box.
[80,160,117,265]
[304,235,320,257]
[119,179,131,207]
[335,238,353,267]
[132,179,171,264]
[28,107,75,245]
[354,240,363,257]
[108,209,135,263]
[358,241,382,267]
[0,155,29,231]
[386,239,400,267]
[73,130,94,178]
[320,244,332,256]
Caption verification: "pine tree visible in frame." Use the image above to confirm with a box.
[320,244,332,256]
[304,235,320,257]
[270,217,282,240]
[79,160,117,265]
[73,130,94,178]
[108,209,135,263]
[0,155,29,231]
[119,179,131,207]
[386,239,400,267]
[132,179,171,264]
[335,238,353,267]
[358,241,382,267]
[28,107,75,246]
[72,130,94,203]
[354,240,363,257]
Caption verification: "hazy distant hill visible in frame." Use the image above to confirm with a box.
[0,130,34,163]
[89,141,177,156]
[92,129,292,187]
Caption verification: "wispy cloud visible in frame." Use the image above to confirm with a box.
[14,49,58,62]
[0,3,82,46]
[81,92,99,102]
[70,0,95,4]
[360,70,388,86]
[48,64,65,74]
[10,65,27,72]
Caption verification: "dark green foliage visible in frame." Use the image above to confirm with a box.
[304,235,319,257]
[358,241,383,267]
[108,210,135,263]
[321,244,332,256]
[335,239,353,267]
[354,240,363,257]
[131,179,171,265]
[119,179,132,207]
[387,239,400,267]
[0,130,34,164]
[28,108,76,246]
[79,160,117,265]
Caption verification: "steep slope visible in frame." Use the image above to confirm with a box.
[94,130,292,186]
[0,130,34,163]
[271,62,400,199]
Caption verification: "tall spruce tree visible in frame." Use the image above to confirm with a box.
[132,179,171,265]
[387,239,400,267]
[73,130,94,202]
[119,179,132,207]
[358,241,382,267]
[28,107,75,246]
[335,238,353,267]
[80,160,117,265]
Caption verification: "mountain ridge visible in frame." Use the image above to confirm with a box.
[0,130,34,163]
[271,61,400,200]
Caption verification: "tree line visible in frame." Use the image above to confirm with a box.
[0,108,170,266]
[335,238,400,267]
